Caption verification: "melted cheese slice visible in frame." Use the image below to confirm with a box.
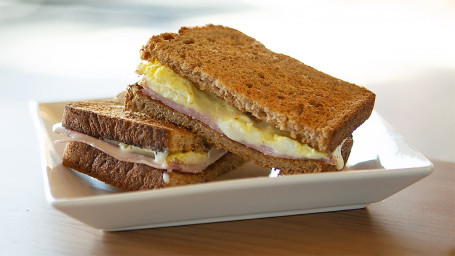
[137,61,345,169]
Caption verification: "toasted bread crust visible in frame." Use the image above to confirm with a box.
[62,141,244,191]
[62,99,210,153]
[125,84,353,173]
[140,25,374,152]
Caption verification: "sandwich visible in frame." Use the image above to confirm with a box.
[53,98,243,191]
[125,25,375,174]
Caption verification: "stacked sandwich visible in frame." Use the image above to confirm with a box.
[53,99,243,191]
[55,25,375,191]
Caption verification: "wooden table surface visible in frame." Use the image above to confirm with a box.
[1,160,453,255]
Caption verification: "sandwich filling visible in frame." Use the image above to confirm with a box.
[137,61,346,170]
[53,123,227,173]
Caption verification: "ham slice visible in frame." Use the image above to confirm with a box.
[140,86,341,165]
[52,123,227,174]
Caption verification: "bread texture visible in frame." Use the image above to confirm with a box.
[62,99,210,153]
[140,25,375,153]
[125,84,353,174]
[62,142,244,191]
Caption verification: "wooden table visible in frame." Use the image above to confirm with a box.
[2,160,453,255]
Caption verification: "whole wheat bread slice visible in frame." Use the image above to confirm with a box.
[125,84,353,174]
[140,25,375,153]
[62,99,210,153]
[63,142,244,191]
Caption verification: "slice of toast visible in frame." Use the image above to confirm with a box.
[62,99,210,153]
[125,84,353,174]
[63,142,243,191]
[139,25,375,153]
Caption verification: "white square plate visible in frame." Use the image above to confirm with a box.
[30,100,433,231]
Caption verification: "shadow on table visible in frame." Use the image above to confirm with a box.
[96,208,401,255]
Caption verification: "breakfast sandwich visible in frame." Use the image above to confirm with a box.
[125,25,375,174]
[53,98,243,191]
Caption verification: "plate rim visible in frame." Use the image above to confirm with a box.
[46,164,433,207]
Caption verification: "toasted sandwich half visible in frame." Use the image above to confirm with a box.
[53,98,243,191]
[125,25,375,174]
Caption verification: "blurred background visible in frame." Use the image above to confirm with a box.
[1,0,454,162]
